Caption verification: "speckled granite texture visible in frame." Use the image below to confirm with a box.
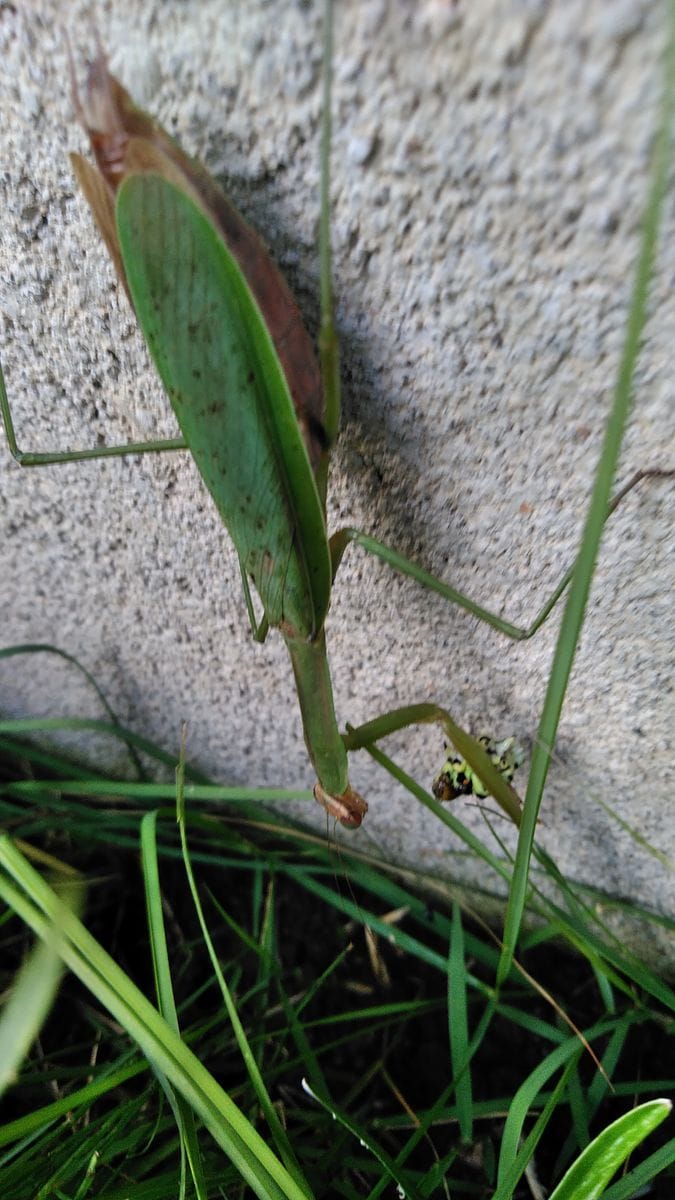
[1,1,673,965]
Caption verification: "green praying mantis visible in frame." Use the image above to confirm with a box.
[1,1,671,833]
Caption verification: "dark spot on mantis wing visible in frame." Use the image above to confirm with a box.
[192,368,202,380]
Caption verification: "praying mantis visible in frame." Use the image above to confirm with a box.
[0,1,672,847]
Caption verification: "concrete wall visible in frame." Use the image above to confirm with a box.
[1,0,673,964]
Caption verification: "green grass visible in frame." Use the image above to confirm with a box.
[0,698,672,1199]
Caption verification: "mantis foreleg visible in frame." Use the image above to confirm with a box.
[343,705,522,827]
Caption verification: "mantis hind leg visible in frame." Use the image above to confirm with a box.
[329,468,674,641]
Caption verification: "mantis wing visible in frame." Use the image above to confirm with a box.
[116,172,331,641]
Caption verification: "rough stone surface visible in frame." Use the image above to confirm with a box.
[1,1,673,966]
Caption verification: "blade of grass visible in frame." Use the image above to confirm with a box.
[0,835,312,1200]
[0,716,209,781]
[498,4,675,985]
[301,1078,423,1200]
[175,751,312,1197]
[0,875,85,1098]
[0,1057,146,1150]
[496,1025,616,1186]
[553,1015,634,1180]
[548,1099,672,1200]
[600,1135,675,1200]
[493,1059,578,1200]
[141,809,208,1200]
[448,903,473,1144]
[0,643,146,779]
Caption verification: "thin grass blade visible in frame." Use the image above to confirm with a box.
[498,12,675,985]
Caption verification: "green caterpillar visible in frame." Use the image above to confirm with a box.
[433,737,523,803]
